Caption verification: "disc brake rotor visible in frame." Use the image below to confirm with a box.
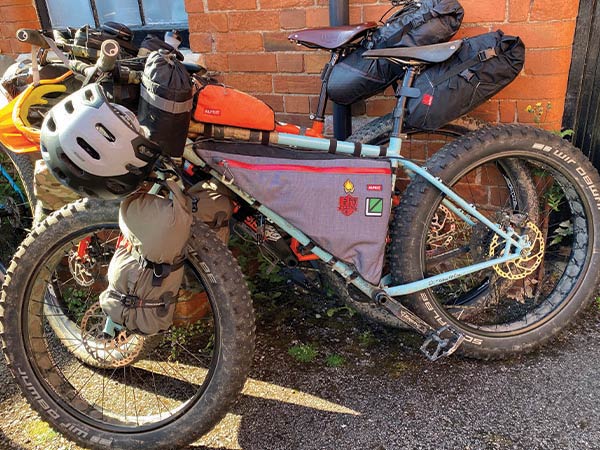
[426,204,456,256]
[489,221,545,280]
[68,250,96,287]
[80,302,145,368]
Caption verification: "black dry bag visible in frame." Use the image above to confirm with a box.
[326,0,464,105]
[405,30,525,130]
[138,50,193,157]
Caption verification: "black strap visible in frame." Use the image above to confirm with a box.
[203,123,213,138]
[395,86,421,98]
[261,132,270,145]
[353,143,362,157]
[131,248,186,287]
[108,290,177,309]
[379,146,388,157]
[328,139,338,154]
[433,46,499,87]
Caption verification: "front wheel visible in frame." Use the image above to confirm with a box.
[392,125,600,359]
[0,199,255,449]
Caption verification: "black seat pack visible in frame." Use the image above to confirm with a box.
[405,30,525,130]
[138,50,193,157]
[326,0,464,105]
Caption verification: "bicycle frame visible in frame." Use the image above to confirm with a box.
[193,65,531,303]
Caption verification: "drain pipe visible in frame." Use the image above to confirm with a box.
[329,0,352,139]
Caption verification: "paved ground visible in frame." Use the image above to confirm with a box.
[1,290,598,450]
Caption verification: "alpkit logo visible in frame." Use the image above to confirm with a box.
[203,108,221,116]
[367,184,382,191]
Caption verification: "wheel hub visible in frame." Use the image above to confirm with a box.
[489,221,545,280]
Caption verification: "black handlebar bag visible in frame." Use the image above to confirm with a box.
[138,50,193,157]
[327,0,464,105]
[405,30,525,130]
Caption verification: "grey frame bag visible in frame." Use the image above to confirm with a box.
[100,180,193,335]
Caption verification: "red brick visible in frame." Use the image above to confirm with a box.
[496,74,568,100]
[229,11,280,32]
[363,5,396,22]
[461,0,506,23]
[509,0,529,22]
[0,40,11,54]
[500,21,576,48]
[305,8,328,27]
[188,13,228,32]
[349,6,362,23]
[229,54,278,72]
[215,33,263,52]
[277,53,304,72]
[470,100,499,123]
[0,5,38,23]
[304,52,329,73]
[530,0,579,21]
[264,32,296,52]
[261,0,313,9]
[0,0,33,6]
[255,94,284,112]
[524,48,573,76]
[207,0,256,10]
[274,74,322,94]
[189,33,212,53]
[202,53,229,72]
[221,73,273,93]
[454,26,492,40]
[365,98,395,117]
[184,0,204,13]
[280,10,306,29]
[499,100,517,123]
[285,95,311,113]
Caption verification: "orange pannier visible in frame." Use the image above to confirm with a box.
[193,84,275,131]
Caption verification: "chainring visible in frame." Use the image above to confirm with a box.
[80,302,145,368]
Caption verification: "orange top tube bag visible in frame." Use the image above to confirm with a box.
[193,84,275,131]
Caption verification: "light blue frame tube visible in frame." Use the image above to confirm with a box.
[194,131,529,301]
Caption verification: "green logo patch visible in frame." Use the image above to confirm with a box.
[366,197,383,217]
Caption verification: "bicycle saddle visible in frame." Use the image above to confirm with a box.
[288,22,377,50]
[363,40,462,63]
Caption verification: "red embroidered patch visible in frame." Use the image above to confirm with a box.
[338,195,358,216]
[204,108,221,116]
[367,184,383,191]
[422,94,434,106]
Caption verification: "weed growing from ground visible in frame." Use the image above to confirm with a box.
[325,354,345,367]
[288,344,318,363]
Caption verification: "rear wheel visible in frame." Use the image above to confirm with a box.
[393,125,600,359]
[1,199,255,449]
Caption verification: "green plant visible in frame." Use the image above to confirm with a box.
[549,220,573,247]
[358,330,375,346]
[526,101,552,124]
[288,344,318,363]
[62,286,89,323]
[325,354,345,367]
[595,297,600,311]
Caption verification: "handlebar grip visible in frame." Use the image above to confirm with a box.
[96,39,120,72]
[16,29,50,49]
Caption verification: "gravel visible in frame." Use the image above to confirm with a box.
[1,297,598,450]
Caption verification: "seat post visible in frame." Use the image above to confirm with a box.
[390,65,418,139]
[312,51,340,122]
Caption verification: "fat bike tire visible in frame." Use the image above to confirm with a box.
[392,125,600,359]
[0,198,255,449]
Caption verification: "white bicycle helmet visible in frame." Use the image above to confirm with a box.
[41,83,160,199]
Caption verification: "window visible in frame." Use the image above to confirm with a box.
[38,0,188,29]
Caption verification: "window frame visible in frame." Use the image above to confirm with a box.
[35,0,190,46]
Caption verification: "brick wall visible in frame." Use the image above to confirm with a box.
[0,0,40,56]
[185,0,579,131]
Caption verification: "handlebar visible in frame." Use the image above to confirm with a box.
[16,29,50,49]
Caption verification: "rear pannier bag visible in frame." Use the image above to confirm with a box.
[100,181,193,335]
[327,0,464,105]
[195,142,392,284]
[138,50,193,157]
[193,84,275,131]
[405,30,525,130]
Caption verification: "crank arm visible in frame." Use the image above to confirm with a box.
[376,292,465,361]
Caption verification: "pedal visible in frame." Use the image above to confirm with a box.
[420,325,465,361]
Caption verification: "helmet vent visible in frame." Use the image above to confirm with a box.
[84,89,95,102]
[46,118,56,132]
[76,137,101,160]
[64,100,74,114]
[95,123,116,142]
